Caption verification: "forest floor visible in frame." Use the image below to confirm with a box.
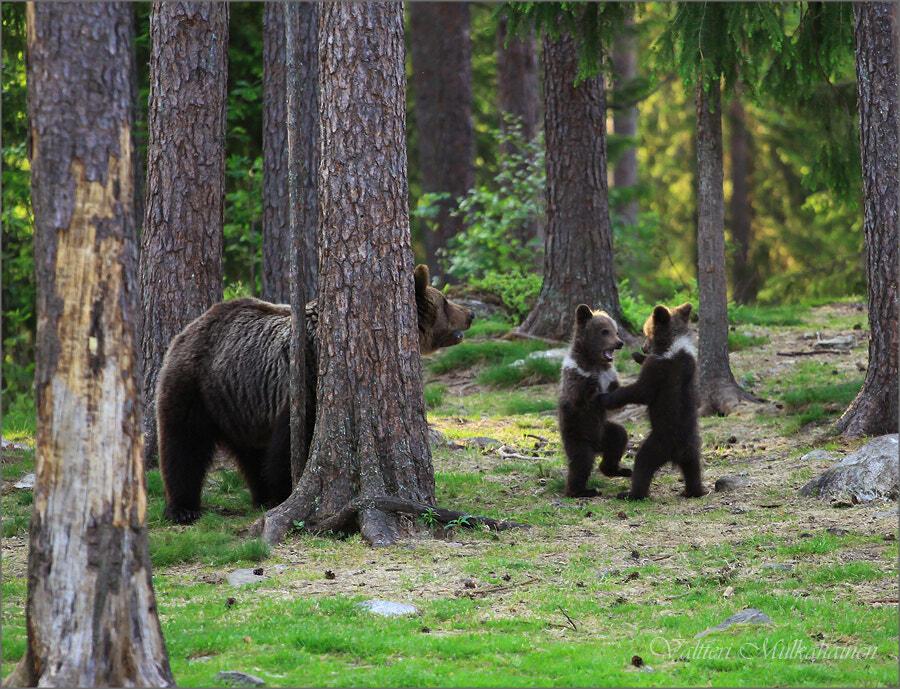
[2,302,898,687]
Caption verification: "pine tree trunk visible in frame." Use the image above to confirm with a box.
[139,1,228,465]
[519,29,624,341]
[496,14,539,144]
[285,1,318,485]
[695,80,755,415]
[259,1,433,547]
[837,1,899,437]
[10,4,173,685]
[727,97,759,305]
[263,2,318,304]
[409,1,474,275]
[611,11,638,228]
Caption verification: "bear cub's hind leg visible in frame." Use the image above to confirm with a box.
[598,421,632,477]
[563,437,599,498]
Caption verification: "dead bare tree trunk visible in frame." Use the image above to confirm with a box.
[255,3,519,547]
[8,3,174,686]
[837,1,899,437]
[519,29,625,340]
[409,1,475,275]
[139,1,228,466]
[611,10,638,228]
[695,80,757,415]
[263,1,318,304]
[285,1,318,484]
[727,96,759,305]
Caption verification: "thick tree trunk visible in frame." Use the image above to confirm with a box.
[837,2,899,437]
[285,1,317,485]
[727,97,759,305]
[139,2,228,465]
[263,2,318,304]
[258,2,433,547]
[519,30,624,341]
[611,12,638,228]
[10,3,174,686]
[409,1,474,275]
[695,80,756,415]
[496,14,539,144]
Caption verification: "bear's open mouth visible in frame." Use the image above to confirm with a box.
[602,349,616,362]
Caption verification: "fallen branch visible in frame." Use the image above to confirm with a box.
[498,445,548,462]
[776,349,848,357]
[557,606,578,632]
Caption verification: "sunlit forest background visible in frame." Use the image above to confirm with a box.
[1,2,862,417]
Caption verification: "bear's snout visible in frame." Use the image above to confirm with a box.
[615,339,624,350]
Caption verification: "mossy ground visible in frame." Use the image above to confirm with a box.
[2,303,897,687]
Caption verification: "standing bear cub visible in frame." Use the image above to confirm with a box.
[558,304,632,498]
[597,303,707,500]
[156,265,473,524]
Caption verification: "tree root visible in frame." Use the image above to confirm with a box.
[699,378,765,416]
[503,329,567,347]
[250,494,529,547]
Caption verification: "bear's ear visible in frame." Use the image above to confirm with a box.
[575,304,593,326]
[414,264,430,298]
[674,302,693,320]
[652,305,671,325]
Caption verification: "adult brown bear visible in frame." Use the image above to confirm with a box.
[156,265,473,523]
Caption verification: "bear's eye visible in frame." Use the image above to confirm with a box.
[601,329,610,335]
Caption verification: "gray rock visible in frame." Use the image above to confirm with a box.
[1,439,30,451]
[13,473,35,490]
[800,434,898,503]
[428,427,448,448]
[465,436,502,449]
[761,563,794,572]
[216,671,266,687]
[695,608,773,638]
[510,347,568,369]
[800,449,841,463]
[814,334,855,350]
[451,298,507,320]
[226,568,267,587]
[357,599,418,617]
[714,475,750,492]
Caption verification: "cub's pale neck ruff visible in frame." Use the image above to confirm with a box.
[562,352,618,392]
[661,334,697,360]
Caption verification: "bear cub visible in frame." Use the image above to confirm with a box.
[558,304,631,498]
[597,302,707,500]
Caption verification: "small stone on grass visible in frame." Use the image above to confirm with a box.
[357,599,418,617]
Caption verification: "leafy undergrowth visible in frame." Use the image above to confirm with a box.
[2,303,897,687]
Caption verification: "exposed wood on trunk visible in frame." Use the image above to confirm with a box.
[139,1,228,466]
[837,2,899,437]
[409,1,474,275]
[611,11,639,228]
[727,96,759,304]
[11,3,173,685]
[263,1,318,304]
[519,29,625,341]
[695,80,758,416]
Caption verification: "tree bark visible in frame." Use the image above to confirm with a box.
[285,1,318,485]
[258,1,434,547]
[496,14,540,145]
[10,3,174,686]
[695,80,756,415]
[409,1,474,275]
[611,11,638,228]
[727,96,759,305]
[139,2,228,465]
[519,29,625,340]
[837,2,899,437]
[263,2,318,304]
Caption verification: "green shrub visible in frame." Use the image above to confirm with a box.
[468,271,542,321]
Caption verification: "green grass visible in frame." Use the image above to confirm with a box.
[429,389,557,417]
[477,356,561,388]
[728,303,808,327]
[465,316,514,339]
[728,331,770,352]
[424,383,447,409]
[1,393,36,440]
[427,339,551,375]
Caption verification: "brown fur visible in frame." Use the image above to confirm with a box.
[598,303,707,500]
[558,304,631,498]
[156,264,473,524]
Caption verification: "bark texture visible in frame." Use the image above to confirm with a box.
[285,1,318,484]
[695,80,756,415]
[519,30,624,341]
[611,12,639,228]
[263,1,318,304]
[496,14,540,144]
[12,3,173,686]
[139,2,228,464]
[259,2,433,547]
[409,1,474,274]
[837,2,899,437]
[727,97,759,304]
